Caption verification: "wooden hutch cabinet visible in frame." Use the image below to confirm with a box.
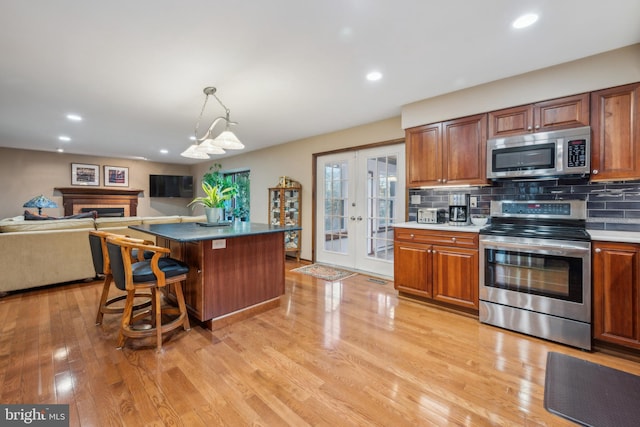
[394,228,479,311]
[590,82,640,181]
[487,93,590,138]
[269,178,301,261]
[405,113,487,188]
[593,241,640,350]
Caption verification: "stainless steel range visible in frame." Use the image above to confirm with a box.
[479,200,591,350]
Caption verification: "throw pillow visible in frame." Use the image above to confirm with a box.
[24,210,98,220]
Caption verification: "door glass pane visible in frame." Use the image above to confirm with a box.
[366,155,397,261]
[324,161,349,253]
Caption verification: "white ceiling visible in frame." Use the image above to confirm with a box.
[0,1,639,165]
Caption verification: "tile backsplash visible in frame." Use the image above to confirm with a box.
[407,179,640,232]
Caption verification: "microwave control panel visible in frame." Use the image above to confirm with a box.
[567,139,587,168]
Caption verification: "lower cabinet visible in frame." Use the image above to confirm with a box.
[394,228,479,311]
[593,241,640,350]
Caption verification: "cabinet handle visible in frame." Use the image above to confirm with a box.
[592,169,599,174]
[527,126,532,131]
[427,249,431,253]
[452,237,456,242]
[595,248,601,253]
[442,179,447,183]
[535,125,540,130]
[350,216,356,221]
[410,234,415,239]
[357,216,363,221]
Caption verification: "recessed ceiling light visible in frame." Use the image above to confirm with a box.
[58,135,71,142]
[160,149,169,154]
[366,71,383,82]
[512,13,538,29]
[66,114,83,121]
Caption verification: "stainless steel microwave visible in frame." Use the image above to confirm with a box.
[486,126,591,179]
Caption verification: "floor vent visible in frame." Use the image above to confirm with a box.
[368,278,387,285]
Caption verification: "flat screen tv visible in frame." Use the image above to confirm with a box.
[149,175,194,198]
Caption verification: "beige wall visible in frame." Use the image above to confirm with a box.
[402,43,640,128]
[0,148,193,219]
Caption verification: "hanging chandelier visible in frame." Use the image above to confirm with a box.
[181,87,244,159]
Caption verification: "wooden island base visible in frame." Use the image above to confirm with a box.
[130,222,298,328]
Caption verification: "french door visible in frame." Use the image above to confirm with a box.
[315,144,405,278]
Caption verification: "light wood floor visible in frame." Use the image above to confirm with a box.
[2,260,640,426]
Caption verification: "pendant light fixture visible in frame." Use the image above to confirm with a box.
[181,86,244,159]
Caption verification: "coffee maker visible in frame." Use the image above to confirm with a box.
[448,194,470,226]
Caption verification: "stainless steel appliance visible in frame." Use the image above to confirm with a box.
[487,126,591,180]
[417,208,447,224]
[479,200,591,350]
[448,194,470,226]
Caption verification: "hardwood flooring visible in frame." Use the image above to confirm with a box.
[1,260,640,426]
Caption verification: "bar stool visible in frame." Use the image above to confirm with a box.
[106,235,191,351]
[89,230,152,325]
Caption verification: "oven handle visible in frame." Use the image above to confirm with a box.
[480,240,590,255]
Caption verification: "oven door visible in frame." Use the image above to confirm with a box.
[479,235,591,322]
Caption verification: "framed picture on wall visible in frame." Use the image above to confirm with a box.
[71,163,100,186]
[104,165,129,187]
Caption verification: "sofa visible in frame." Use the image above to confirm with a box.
[0,214,206,294]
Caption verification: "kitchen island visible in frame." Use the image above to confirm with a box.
[130,222,301,329]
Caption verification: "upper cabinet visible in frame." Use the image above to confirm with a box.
[590,83,640,182]
[406,114,487,188]
[406,123,441,187]
[487,93,590,139]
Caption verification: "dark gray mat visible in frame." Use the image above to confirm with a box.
[544,352,640,426]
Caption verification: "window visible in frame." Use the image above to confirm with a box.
[224,170,250,220]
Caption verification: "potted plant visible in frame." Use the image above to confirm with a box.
[188,164,238,223]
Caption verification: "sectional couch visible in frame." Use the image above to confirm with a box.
[0,214,205,294]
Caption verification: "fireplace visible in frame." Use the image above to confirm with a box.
[55,187,142,217]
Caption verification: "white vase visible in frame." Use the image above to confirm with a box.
[204,207,223,223]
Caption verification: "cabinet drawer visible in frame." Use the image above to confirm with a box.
[394,228,478,248]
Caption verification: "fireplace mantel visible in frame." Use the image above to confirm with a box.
[54,187,143,216]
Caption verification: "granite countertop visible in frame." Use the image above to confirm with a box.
[394,221,640,243]
[130,222,301,243]
[587,230,640,244]
[393,221,485,233]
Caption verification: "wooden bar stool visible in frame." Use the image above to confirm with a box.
[89,230,152,325]
[106,235,191,351]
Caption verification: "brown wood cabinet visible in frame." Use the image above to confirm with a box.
[394,228,479,311]
[406,123,441,187]
[405,114,487,187]
[487,93,590,138]
[593,241,640,350]
[590,83,640,181]
[269,181,302,261]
